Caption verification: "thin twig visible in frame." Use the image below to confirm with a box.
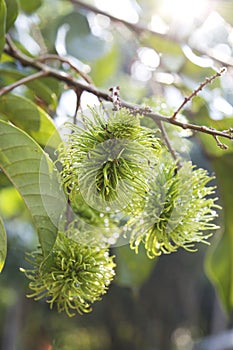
[156,120,182,168]
[213,134,228,149]
[171,68,227,120]
[5,34,109,98]
[3,36,233,142]
[0,70,48,97]
[146,113,232,140]
[36,54,93,84]
[73,89,82,125]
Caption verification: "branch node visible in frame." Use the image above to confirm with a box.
[130,105,153,115]
[109,86,121,111]
[35,54,93,84]
[223,128,233,139]
[213,135,228,150]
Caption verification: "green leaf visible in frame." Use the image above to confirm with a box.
[91,44,119,86]
[40,16,62,52]
[64,10,90,36]
[114,244,156,289]
[19,0,42,14]
[0,169,11,187]
[0,216,7,272]
[0,0,6,57]
[0,186,25,218]
[142,33,183,55]
[181,61,217,84]
[5,0,18,31]
[59,11,108,61]
[0,120,65,256]
[0,94,61,149]
[205,154,233,313]
[0,64,58,110]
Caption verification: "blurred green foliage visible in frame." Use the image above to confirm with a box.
[0,0,233,349]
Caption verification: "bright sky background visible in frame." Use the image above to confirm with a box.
[94,0,210,26]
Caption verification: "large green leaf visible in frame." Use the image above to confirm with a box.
[0,94,61,149]
[205,154,233,313]
[0,186,26,218]
[0,0,6,57]
[0,120,65,256]
[0,216,7,272]
[5,0,18,31]
[0,169,11,187]
[114,244,156,289]
[19,0,42,14]
[0,64,58,109]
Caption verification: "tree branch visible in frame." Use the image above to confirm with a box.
[156,120,182,167]
[4,34,111,98]
[35,54,93,84]
[0,70,48,97]
[3,35,233,142]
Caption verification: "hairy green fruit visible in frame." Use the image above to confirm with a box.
[128,160,220,257]
[57,107,161,212]
[20,232,115,317]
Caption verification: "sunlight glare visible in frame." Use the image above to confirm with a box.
[213,96,233,116]
[161,0,208,21]
[94,0,139,23]
[138,47,160,69]
[150,15,169,34]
